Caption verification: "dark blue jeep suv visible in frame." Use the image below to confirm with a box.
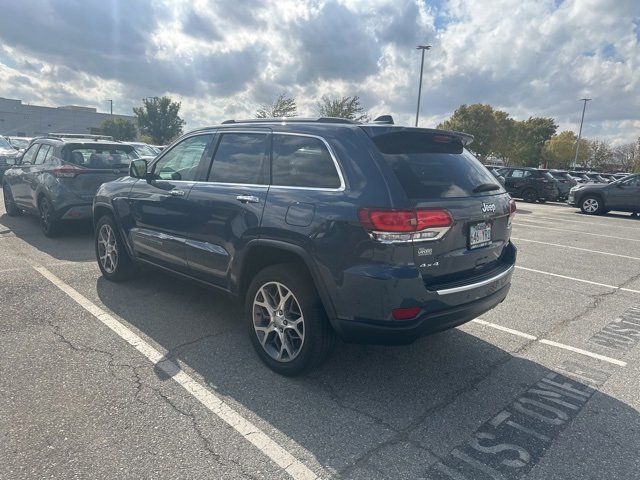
[93,118,517,375]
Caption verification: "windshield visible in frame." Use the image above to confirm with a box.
[62,145,138,169]
[133,144,158,156]
[8,138,29,149]
[0,136,11,149]
[371,131,503,199]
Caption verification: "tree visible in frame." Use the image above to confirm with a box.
[255,93,297,118]
[133,96,185,144]
[316,95,369,122]
[511,117,557,167]
[438,104,498,160]
[100,118,137,141]
[612,139,639,172]
[587,140,613,171]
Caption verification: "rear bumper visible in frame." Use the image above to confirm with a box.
[334,283,511,344]
[327,242,516,344]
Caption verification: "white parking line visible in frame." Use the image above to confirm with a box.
[523,214,640,231]
[511,237,640,261]
[538,340,627,367]
[515,266,640,294]
[513,221,640,242]
[471,319,627,367]
[471,319,538,340]
[33,265,318,480]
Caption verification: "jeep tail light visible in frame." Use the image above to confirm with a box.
[53,165,82,178]
[358,208,452,243]
[508,199,516,217]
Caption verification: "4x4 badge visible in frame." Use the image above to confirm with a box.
[482,202,496,213]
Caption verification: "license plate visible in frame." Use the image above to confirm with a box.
[469,221,492,249]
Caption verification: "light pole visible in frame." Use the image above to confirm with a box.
[572,98,591,169]
[107,99,113,116]
[415,45,431,127]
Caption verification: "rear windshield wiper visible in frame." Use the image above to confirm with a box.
[472,183,501,193]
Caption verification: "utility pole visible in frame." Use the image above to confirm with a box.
[108,99,113,116]
[415,45,431,127]
[572,98,591,169]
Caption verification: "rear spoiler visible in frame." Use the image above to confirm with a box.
[359,125,474,146]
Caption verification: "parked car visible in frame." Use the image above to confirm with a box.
[568,173,640,215]
[498,167,560,202]
[125,141,161,157]
[6,136,32,153]
[549,170,578,201]
[93,118,517,375]
[2,134,138,236]
[584,172,608,183]
[568,171,591,183]
[0,135,21,180]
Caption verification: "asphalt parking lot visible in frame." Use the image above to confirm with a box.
[1,191,639,480]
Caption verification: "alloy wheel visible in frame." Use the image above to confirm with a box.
[39,199,51,229]
[252,282,305,362]
[97,224,119,274]
[583,198,599,213]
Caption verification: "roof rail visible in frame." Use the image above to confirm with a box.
[220,117,356,125]
[46,133,115,141]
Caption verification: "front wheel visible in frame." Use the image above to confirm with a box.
[95,215,136,281]
[246,264,336,376]
[3,185,20,216]
[522,188,538,203]
[580,196,603,215]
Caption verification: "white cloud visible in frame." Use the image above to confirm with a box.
[0,0,637,143]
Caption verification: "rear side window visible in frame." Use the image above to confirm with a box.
[63,145,138,169]
[371,131,502,199]
[209,133,269,184]
[34,145,51,165]
[21,144,40,164]
[272,135,341,189]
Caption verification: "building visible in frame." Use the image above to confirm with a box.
[0,97,135,137]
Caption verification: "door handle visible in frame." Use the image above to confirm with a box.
[169,190,185,196]
[236,195,260,203]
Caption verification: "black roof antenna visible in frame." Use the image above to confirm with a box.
[373,115,394,124]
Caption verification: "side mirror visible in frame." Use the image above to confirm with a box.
[129,159,149,179]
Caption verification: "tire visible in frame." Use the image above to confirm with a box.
[522,188,538,203]
[95,214,136,281]
[3,184,20,216]
[538,198,547,204]
[580,195,603,215]
[38,196,60,237]
[245,264,336,376]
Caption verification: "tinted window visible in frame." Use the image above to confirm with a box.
[209,133,268,184]
[620,176,639,186]
[372,132,501,199]
[272,135,341,189]
[154,135,212,181]
[34,145,51,165]
[21,144,39,164]
[541,171,555,180]
[63,145,138,170]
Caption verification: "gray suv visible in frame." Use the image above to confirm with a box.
[2,134,137,236]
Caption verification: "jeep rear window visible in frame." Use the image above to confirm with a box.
[62,145,138,169]
[371,131,502,199]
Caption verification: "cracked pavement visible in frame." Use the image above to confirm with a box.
[1,194,640,479]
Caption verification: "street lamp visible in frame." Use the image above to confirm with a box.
[107,99,113,116]
[572,98,591,169]
[415,45,431,127]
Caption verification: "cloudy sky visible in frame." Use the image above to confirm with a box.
[0,0,638,143]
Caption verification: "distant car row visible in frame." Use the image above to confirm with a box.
[486,165,636,205]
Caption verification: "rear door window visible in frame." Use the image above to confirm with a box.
[371,131,502,199]
[34,145,51,165]
[21,144,40,165]
[208,133,269,184]
[271,134,341,189]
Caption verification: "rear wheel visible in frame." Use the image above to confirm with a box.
[580,196,603,215]
[246,264,336,376]
[3,185,20,216]
[95,214,136,281]
[38,196,59,237]
[522,188,538,203]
